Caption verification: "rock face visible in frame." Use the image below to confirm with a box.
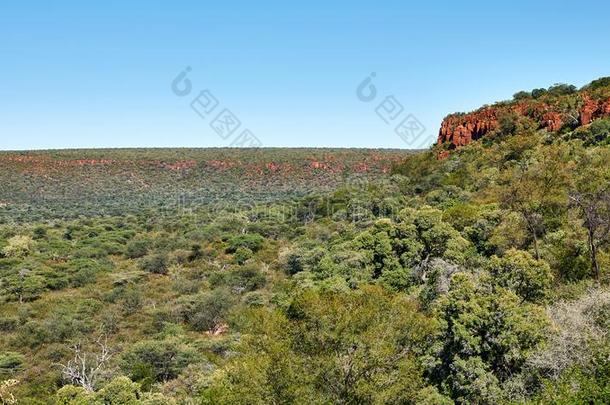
[438,94,610,151]
[439,108,499,148]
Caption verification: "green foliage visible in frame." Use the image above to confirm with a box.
[1,235,34,258]
[429,273,549,403]
[2,116,610,403]
[531,88,547,99]
[125,239,151,259]
[0,353,24,378]
[568,117,610,146]
[56,376,175,405]
[203,286,438,404]
[178,289,235,332]
[513,90,532,100]
[55,385,95,404]
[547,83,577,96]
[139,254,169,275]
[225,234,265,254]
[210,264,266,293]
[535,349,610,404]
[95,376,141,404]
[584,76,610,91]
[231,246,252,265]
[121,340,200,384]
[487,249,553,302]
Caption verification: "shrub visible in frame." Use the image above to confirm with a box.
[18,321,48,348]
[55,384,95,404]
[0,317,17,332]
[527,289,610,380]
[569,117,610,146]
[2,235,34,258]
[95,376,141,404]
[232,246,253,265]
[430,273,549,402]
[32,226,47,240]
[278,246,306,275]
[547,83,577,96]
[125,239,150,259]
[487,249,553,302]
[0,352,24,378]
[211,265,266,293]
[225,234,265,253]
[140,254,169,275]
[585,76,610,90]
[531,88,547,99]
[171,272,201,295]
[121,287,143,315]
[513,91,532,101]
[243,291,265,307]
[179,289,234,332]
[121,339,199,383]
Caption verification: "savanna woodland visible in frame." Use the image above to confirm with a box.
[2,77,610,404]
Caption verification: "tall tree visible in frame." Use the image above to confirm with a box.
[498,144,573,259]
[569,148,610,281]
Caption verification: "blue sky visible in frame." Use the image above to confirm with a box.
[1,0,610,150]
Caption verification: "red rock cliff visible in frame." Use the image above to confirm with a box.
[438,94,610,150]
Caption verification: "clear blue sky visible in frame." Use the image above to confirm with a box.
[1,0,610,150]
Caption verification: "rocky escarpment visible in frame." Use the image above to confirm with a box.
[438,93,610,150]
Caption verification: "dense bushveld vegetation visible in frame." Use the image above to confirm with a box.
[0,148,409,222]
[2,80,610,404]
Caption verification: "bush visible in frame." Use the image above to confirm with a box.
[121,339,199,383]
[547,83,577,96]
[0,317,17,332]
[125,239,151,259]
[18,321,49,348]
[179,290,234,332]
[569,117,610,146]
[32,226,47,240]
[95,376,141,404]
[210,265,266,293]
[140,254,169,275]
[585,76,610,91]
[243,291,265,307]
[531,88,547,99]
[430,273,549,402]
[2,235,34,258]
[0,352,24,378]
[513,91,531,101]
[232,246,253,265]
[121,287,143,315]
[225,234,265,253]
[55,384,95,404]
[487,249,553,302]
[278,246,306,275]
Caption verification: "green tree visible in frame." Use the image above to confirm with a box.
[487,249,553,302]
[429,273,549,403]
[1,235,34,258]
[569,148,610,281]
[179,289,234,332]
[121,339,199,384]
[203,286,438,404]
[498,144,572,259]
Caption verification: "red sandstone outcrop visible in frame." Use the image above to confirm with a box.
[438,94,610,152]
[438,107,500,148]
[580,96,599,125]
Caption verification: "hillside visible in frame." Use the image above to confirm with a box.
[1,79,610,404]
[437,77,610,153]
